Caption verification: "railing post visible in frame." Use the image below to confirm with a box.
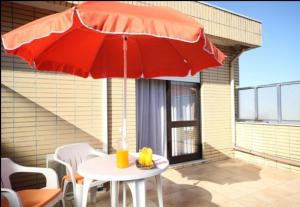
[254,87,258,121]
[277,84,282,122]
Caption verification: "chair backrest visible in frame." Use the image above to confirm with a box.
[1,158,19,189]
[54,143,96,174]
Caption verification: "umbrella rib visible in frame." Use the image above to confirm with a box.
[132,37,144,78]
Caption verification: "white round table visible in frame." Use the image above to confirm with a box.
[78,153,169,207]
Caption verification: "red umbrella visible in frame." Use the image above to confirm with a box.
[2,1,225,148]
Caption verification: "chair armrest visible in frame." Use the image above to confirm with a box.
[53,154,77,186]
[16,165,59,189]
[1,188,22,207]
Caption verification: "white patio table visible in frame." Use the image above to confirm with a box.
[78,153,169,207]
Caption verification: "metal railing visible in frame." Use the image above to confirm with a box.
[237,80,300,124]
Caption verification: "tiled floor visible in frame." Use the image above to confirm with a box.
[66,159,300,207]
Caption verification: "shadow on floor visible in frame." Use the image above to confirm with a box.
[78,180,221,207]
[178,158,262,186]
[73,158,261,207]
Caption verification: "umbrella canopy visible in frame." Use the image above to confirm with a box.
[2,1,226,147]
[2,1,225,79]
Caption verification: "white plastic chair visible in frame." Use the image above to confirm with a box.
[54,143,107,207]
[1,158,63,207]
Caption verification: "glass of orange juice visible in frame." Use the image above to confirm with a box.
[116,140,129,168]
[116,149,129,168]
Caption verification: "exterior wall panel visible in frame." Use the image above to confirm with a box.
[236,123,300,173]
[201,46,238,162]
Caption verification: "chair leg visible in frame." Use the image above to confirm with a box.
[90,186,97,203]
[61,198,66,207]
[62,181,69,201]
[104,181,110,192]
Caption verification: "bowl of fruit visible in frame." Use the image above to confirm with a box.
[136,147,156,169]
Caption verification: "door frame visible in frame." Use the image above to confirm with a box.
[166,81,202,164]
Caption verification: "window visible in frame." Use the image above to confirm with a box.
[257,86,277,120]
[238,89,255,120]
[281,83,300,121]
[237,81,300,123]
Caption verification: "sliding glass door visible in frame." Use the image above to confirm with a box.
[166,81,202,164]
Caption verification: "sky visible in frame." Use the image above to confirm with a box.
[207,1,300,87]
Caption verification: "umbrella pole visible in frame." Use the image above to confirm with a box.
[122,35,128,149]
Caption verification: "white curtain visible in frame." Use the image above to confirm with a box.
[171,82,197,156]
[137,79,167,157]
[171,83,195,121]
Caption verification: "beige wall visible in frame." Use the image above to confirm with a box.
[201,46,238,162]
[235,122,300,173]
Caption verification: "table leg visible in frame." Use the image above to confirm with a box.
[111,181,119,207]
[126,179,146,207]
[123,182,126,207]
[81,178,92,207]
[155,175,163,207]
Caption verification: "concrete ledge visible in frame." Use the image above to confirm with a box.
[236,121,300,127]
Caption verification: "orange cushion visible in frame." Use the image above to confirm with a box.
[18,189,61,207]
[62,173,84,185]
[1,189,61,207]
[1,197,9,207]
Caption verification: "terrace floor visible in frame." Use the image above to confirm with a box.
[66,159,300,207]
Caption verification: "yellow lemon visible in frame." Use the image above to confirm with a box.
[145,154,152,166]
[139,151,145,165]
[142,147,148,154]
[144,148,152,166]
